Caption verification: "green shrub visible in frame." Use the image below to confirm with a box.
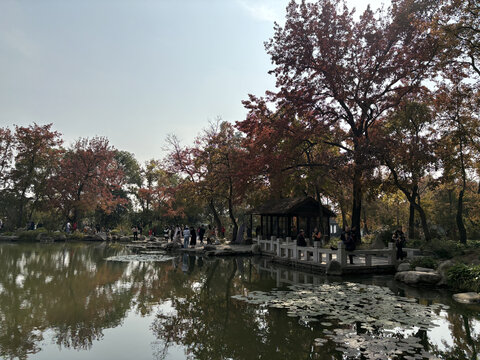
[372,226,397,247]
[447,264,480,292]
[16,229,49,242]
[409,256,438,270]
[427,239,462,259]
[67,232,85,240]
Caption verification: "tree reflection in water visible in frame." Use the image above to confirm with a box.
[1,243,480,360]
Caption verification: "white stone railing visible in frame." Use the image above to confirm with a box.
[256,236,405,267]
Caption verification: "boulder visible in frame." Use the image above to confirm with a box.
[164,242,181,252]
[396,262,411,272]
[437,260,455,286]
[326,260,343,276]
[203,244,217,251]
[94,232,107,241]
[251,244,261,255]
[394,271,441,286]
[415,267,436,273]
[119,236,130,242]
[453,292,480,304]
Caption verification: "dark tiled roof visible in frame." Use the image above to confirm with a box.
[249,196,336,217]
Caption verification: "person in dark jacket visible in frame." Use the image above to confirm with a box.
[392,227,407,260]
[189,226,197,248]
[296,229,307,247]
[342,227,355,264]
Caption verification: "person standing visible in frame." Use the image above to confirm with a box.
[392,227,407,260]
[183,226,190,249]
[174,225,181,243]
[132,226,138,240]
[342,227,355,264]
[189,226,197,248]
[199,225,206,244]
[312,227,323,246]
[296,229,307,247]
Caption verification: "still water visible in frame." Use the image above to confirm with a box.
[0,242,478,360]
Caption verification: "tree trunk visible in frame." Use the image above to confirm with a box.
[315,186,325,234]
[457,189,467,244]
[228,197,238,243]
[208,199,222,231]
[413,200,431,242]
[362,207,369,235]
[351,166,362,243]
[408,199,415,240]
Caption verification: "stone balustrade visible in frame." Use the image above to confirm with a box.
[256,235,418,268]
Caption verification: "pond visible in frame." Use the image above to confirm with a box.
[0,242,478,360]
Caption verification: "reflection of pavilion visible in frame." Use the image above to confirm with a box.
[248,197,336,240]
[255,257,326,287]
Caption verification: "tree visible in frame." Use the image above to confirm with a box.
[50,137,126,224]
[10,123,63,227]
[435,75,480,243]
[0,127,14,190]
[376,99,436,241]
[168,120,253,241]
[439,0,480,77]
[244,0,442,240]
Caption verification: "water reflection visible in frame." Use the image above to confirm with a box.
[0,243,479,359]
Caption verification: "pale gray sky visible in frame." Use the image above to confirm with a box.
[0,0,387,163]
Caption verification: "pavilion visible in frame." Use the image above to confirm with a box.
[248,196,336,241]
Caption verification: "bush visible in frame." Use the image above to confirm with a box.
[447,263,480,292]
[409,256,438,270]
[372,226,397,247]
[67,232,85,240]
[16,228,49,242]
[427,239,463,259]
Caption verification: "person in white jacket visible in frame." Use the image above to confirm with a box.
[183,226,190,249]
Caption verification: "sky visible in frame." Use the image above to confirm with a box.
[0,0,387,164]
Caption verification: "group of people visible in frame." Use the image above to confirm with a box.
[296,227,324,247]
[165,224,218,248]
[296,225,407,265]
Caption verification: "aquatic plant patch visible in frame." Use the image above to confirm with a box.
[105,254,175,262]
[232,282,447,359]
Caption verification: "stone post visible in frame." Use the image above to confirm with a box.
[313,241,320,263]
[365,254,372,266]
[338,241,347,267]
[293,245,298,259]
[276,239,281,257]
[388,242,396,265]
[270,236,275,252]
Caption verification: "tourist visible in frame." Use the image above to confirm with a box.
[296,229,307,247]
[206,225,213,244]
[312,227,323,246]
[342,227,355,264]
[198,225,206,244]
[132,226,138,240]
[0,218,3,231]
[393,227,407,260]
[189,226,197,248]
[183,226,190,249]
[221,226,225,238]
[65,222,71,234]
[174,224,181,243]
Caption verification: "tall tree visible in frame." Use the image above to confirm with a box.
[10,123,63,227]
[435,76,480,243]
[50,137,125,224]
[244,0,442,240]
[0,127,14,190]
[376,100,436,241]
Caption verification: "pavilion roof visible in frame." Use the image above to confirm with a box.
[249,196,336,217]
